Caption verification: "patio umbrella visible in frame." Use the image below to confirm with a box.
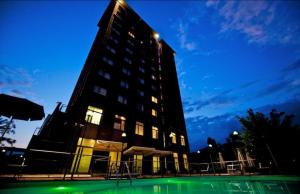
[0,93,44,121]
[218,152,225,168]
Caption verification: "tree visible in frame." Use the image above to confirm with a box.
[238,109,300,174]
[0,117,16,146]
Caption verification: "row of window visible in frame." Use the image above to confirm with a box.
[84,106,186,145]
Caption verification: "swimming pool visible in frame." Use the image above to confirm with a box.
[0,176,299,194]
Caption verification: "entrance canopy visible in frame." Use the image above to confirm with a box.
[123,146,172,157]
[94,139,127,152]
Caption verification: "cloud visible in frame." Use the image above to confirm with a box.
[177,21,197,51]
[207,0,300,45]
[239,80,260,89]
[256,79,293,98]
[281,59,300,72]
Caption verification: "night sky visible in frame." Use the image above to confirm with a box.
[1,0,300,151]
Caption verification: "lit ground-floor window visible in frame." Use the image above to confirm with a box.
[153,156,160,173]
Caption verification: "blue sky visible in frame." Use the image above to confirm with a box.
[1,0,300,151]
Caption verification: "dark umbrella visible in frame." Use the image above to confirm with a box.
[0,93,45,121]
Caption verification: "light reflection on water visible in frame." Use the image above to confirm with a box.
[0,176,299,194]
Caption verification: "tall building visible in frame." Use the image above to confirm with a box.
[28,0,189,175]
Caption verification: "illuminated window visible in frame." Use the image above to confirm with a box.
[135,121,144,136]
[138,67,145,73]
[113,115,126,131]
[93,86,107,96]
[151,96,158,104]
[106,45,116,54]
[102,56,114,66]
[137,103,144,112]
[133,155,143,174]
[120,80,129,89]
[152,126,158,139]
[85,106,103,125]
[117,95,127,104]
[124,57,132,64]
[153,156,160,173]
[151,75,157,80]
[180,135,185,146]
[183,154,189,170]
[170,132,176,144]
[173,153,179,172]
[128,31,135,38]
[98,70,111,80]
[138,90,144,97]
[122,68,131,76]
[152,109,157,117]
[138,78,144,85]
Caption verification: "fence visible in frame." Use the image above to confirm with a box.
[0,149,273,181]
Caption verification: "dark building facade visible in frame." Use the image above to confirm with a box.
[28,0,189,175]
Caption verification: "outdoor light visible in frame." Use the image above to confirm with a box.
[1,149,5,153]
[154,33,160,39]
[20,155,23,158]
[233,131,239,136]
[122,132,127,137]
[208,144,213,148]
[197,150,200,154]
[169,132,174,137]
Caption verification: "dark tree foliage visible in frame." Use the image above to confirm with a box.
[0,117,16,146]
[238,109,300,174]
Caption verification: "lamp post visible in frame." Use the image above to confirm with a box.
[208,143,215,175]
[121,132,126,161]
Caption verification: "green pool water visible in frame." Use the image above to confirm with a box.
[0,176,299,194]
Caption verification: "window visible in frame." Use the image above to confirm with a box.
[124,57,132,64]
[122,68,131,76]
[137,103,144,112]
[85,106,103,125]
[93,86,107,96]
[183,154,189,170]
[112,27,120,35]
[125,47,133,55]
[151,96,158,104]
[117,95,127,104]
[120,81,129,89]
[180,135,186,146]
[106,45,116,54]
[151,75,157,80]
[138,67,145,73]
[102,56,114,66]
[135,121,144,136]
[128,31,135,38]
[173,153,179,172]
[127,39,134,46]
[153,156,160,173]
[152,109,157,117]
[98,70,111,80]
[138,90,144,97]
[138,78,144,85]
[151,85,157,91]
[133,155,143,174]
[113,115,126,131]
[152,126,158,139]
[170,132,176,144]
[109,36,119,44]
